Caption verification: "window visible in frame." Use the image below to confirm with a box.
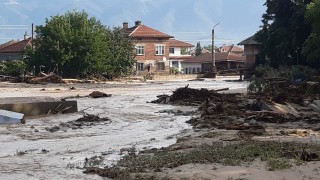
[156,45,165,55]
[181,48,188,55]
[156,62,165,70]
[185,68,189,74]
[136,46,144,55]
[171,61,179,68]
[137,63,144,71]
[169,48,175,54]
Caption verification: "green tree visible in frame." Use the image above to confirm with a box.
[26,10,109,77]
[25,10,136,78]
[105,27,136,78]
[303,0,320,67]
[203,45,218,52]
[256,0,312,68]
[195,42,202,56]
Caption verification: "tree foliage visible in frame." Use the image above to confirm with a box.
[256,0,313,68]
[195,42,202,56]
[105,27,136,78]
[25,10,135,78]
[303,0,320,66]
[0,60,26,76]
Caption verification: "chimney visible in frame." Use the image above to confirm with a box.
[123,22,128,29]
[24,31,29,40]
[135,20,141,26]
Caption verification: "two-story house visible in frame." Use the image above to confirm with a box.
[238,34,260,70]
[123,21,193,75]
[168,39,194,73]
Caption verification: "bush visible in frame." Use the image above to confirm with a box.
[171,67,180,75]
[0,60,26,76]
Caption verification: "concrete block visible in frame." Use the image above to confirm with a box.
[0,101,78,116]
[0,109,25,124]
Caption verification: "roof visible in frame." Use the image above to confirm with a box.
[238,34,259,45]
[168,39,194,47]
[0,38,32,53]
[183,52,244,63]
[218,45,243,52]
[169,56,193,60]
[125,25,173,38]
[0,40,17,49]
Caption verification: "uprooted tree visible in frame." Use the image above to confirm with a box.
[25,10,136,78]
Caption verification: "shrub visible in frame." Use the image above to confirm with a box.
[0,60,26,76]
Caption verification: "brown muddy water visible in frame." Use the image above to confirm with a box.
[0,77,247,180]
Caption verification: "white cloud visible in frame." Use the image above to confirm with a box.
[4,0,19,5]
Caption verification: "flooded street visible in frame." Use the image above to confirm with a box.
[0,78,247,180]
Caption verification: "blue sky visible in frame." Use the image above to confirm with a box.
[0,0,266,46]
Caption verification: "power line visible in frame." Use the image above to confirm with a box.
[0,28,29,30]
[0,25,29,27]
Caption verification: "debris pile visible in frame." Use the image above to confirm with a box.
[45,114,111,132]
[150,85,229,106]
[152,79,320,131]
[28,74,63,84]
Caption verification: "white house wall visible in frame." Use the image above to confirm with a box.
[181,62,202,74]
[169,47,192,57]
[169,47,181,56]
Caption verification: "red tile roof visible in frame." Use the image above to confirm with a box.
[168,39,194,47]
[183,52,244,63]
[0,40,17,49]
[169,56,193,60]
[0,38,32,53]
[126,25,173,38]
[218,45,243,53]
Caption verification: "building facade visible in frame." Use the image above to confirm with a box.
[238,34,260,70]
[123,21,193,75]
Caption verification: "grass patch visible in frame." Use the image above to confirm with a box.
[267,158,292,171]
[84,141,320,179]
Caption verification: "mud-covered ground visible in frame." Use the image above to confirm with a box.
[0,77,247,180]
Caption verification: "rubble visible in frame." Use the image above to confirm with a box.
[45,114,111,132]
[152,77,320,132]
[27,74,63,84]
[150,85,230,106]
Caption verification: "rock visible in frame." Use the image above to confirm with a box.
[89,91,112,98]
[313,100,320,108]
[308,103,320,113]
[249,119,257,125]
[45,126,60,132]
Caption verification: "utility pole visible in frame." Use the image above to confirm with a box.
[212,22,220,78]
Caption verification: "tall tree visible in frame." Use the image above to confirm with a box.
[195,42,202,56]
[256,0,312,68]
[105,27,136,78]
[25,10,135,78]
[26,10,109,77]
[303,0,320,67]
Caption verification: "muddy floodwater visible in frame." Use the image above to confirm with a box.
[0,78,247,180]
